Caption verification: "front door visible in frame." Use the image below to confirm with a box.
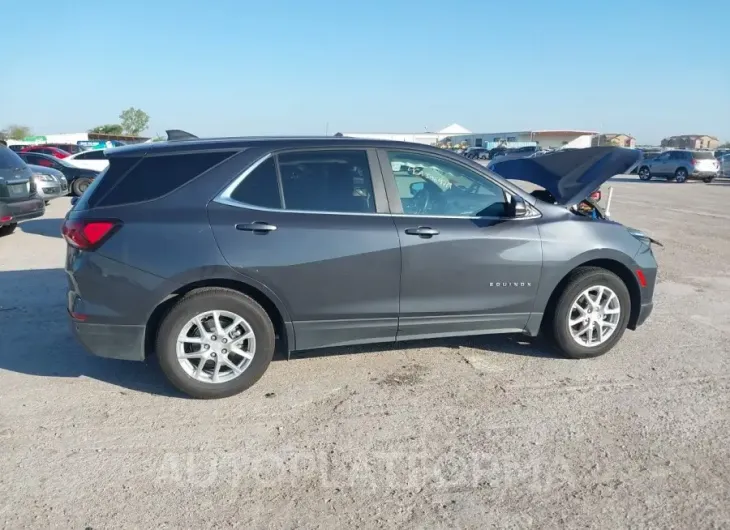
[378,149,543,341]
[209,148,402,351]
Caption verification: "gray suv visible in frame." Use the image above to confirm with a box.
[637,149,719,183]
[0,146,45,236]
[64,134,658,398]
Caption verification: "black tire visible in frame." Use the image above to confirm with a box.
[156,288,276,399]
[703,176,715,183]
[72,177,92,196]
[674,168,688,183]
[0,223,18,236]
[544,266,631,359]
[638,167,651,180]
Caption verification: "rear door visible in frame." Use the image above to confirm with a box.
[208,147,402,351]
[377,148,542,340]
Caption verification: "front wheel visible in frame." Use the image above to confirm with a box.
[72,177,92,196]
[545,267,631,359]
[674,168,688,183]
[156,288,276,399]
[638,167,651,180]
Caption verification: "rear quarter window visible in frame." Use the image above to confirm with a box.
[93,151,237,207]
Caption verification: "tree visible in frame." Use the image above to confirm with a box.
[719,141,730,148]
[5,124,31,140]
[89,124,124,135]
[119,107,150,136]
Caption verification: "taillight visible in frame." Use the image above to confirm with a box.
[691,159,698,166]
[61,219,120,250]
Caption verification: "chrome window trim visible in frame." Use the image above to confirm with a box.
[214,152,542,221]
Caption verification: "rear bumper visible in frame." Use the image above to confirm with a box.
[689,171,719,179]
[0,198,45,226]
[70,317,146,361]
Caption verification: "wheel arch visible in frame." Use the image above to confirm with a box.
[144,277,295,360]
[532,258,642,335]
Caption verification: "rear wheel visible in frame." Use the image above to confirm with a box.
[638,167,651,180]
[674,168,688,183]
[72,177,92,196]
[545,267,631,359]
[0,223,18,236]
[156,288,276,399]
[703,176,715,183]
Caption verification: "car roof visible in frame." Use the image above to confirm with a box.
[104,136,451,158]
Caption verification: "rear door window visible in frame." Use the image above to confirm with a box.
[277,150,375,214]
[229,157,282,209]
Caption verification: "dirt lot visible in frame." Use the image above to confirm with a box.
[1,177,729,529]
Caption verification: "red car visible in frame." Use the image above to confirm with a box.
[19,145,71,159]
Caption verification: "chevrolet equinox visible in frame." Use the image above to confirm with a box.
[64,132,658,399]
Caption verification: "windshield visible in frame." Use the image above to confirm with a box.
[0,146,26,170]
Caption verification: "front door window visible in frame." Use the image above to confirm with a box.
[386,151,508,217]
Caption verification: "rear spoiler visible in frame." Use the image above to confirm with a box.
[166,129,198,141]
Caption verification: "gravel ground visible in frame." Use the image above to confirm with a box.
[1,177,729,529]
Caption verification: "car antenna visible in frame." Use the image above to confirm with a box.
[166,129,198,141]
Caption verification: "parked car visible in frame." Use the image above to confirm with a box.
[17,151,100,196]
[27,164,69,203]
[464,147,489,160]
[719,154,730,177]
[0,146,45,236]
[19,145,71,159]
[487,146,542,169]
[63,149,110,172]
[637,150,720,183]
[63,134,657,399]
[43,143,84,155]
[715,149,730,160]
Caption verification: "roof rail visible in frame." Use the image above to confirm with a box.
[166,129,198,141]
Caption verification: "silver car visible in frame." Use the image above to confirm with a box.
[637,150,719,183]
[28,164,69,203]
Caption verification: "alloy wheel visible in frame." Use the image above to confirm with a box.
[176,310,256,383]
[568,285,621,347]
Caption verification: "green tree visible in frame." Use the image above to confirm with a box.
[5,124,31,140]
[89,124,124,135]
[119,107,150,136]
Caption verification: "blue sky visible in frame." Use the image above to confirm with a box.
[3,0,728,144]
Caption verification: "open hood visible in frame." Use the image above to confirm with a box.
[488,146,641,205]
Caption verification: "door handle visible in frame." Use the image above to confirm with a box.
[236,222,277,233]
[404,226,439,237]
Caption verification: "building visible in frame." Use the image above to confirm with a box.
[448,130,598,150]
[339,123,472,145]
[591,133,636,148]
[661,135,719,150]
[340,125,598,150]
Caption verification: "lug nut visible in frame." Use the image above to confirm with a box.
[222,338,228,344]
[204,344,210,350]
[211,335,217,341]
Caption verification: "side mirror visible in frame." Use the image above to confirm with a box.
[409,181,425,195]
[509,195,528,218]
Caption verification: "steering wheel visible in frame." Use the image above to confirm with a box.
[412,187,431,214]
